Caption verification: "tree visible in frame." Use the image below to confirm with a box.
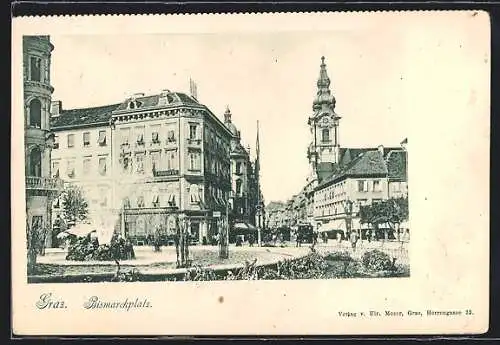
[61,185,89,224]
[359,197,409,241]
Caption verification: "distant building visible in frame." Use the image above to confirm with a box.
[223,107,260,227]
[279,57,409,237]
[24,35,64,248]
[314,145,408,237]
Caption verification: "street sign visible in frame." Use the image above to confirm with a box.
[213,211,221,218]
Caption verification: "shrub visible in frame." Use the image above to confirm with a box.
[66,235,135,261]
[361,249,394,272]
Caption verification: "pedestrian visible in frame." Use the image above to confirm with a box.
[349,230,359,252]
[249,234,255,247]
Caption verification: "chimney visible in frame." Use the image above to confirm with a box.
[400,138,408,150]
[51,100,62,117]
[377,145,384,155]
[158,89,171,106]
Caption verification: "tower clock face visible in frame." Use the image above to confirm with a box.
[321,116,330,126]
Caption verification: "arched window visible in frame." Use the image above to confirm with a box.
[322,128,330,142]
[29,99,42,128]
[29,147,42,177]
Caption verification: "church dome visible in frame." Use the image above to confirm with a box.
[224,106,240,138]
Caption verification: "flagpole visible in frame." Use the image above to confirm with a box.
[256,120,262,247]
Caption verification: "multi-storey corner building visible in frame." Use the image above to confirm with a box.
[51,90,234,244]
[111,91,232,243]
[24,36,64,248]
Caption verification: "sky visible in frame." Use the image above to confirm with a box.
[49,30,409,203]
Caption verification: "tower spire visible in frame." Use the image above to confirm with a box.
[313,56,335,111]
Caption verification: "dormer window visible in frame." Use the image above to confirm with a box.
[128,100,142,109]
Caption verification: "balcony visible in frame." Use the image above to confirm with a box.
[154,169,179,177]
[187,138,202,147]
[26,176,64,195]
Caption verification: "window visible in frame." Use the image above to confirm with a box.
[137,196,145,208]
[167,151,177,170]
[136,154,144,173]
[152,195,160,208]
[67,134,75,148]
[136,127,145,145]
[99,188,108,207]
[373,180,381,192]
[83,158,91,175]
[392,182,401,192]
[151,152,160,172]
[121,128,130,145]
[189,124,197,140]
[98,130,107,146]
[29,147,42,177]
[98,157,107,176]
[30,57,41,82]
[122,157,130,172]
[322,128,330,142]
[189,184,200,204]
[189,152,200,171]
[167,130,176,143]
[151,131,160,143]
[358,180,368,192]
[168,192,176,207]
[83,132,90,147]
[236,162,242,174]
[53,135,59,149]
[236,179,242,195]
[29,99,42,128]
[52,161,60,178]
[67,160,75,178]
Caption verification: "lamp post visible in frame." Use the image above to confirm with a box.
[219,190,233,259]
[344,198,353,239]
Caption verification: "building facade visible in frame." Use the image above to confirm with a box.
[50,102,115,231]
[51,90,234,244]
[24,35,64,248]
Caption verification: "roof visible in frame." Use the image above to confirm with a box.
[316,148,392,190]
[50,91,216,131]
[113,92,199,112]
[51,103,120,130]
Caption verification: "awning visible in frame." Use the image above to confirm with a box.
[66,223,96,237]
[316,220,346,233]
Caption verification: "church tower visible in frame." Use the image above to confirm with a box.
[306,56,341,181]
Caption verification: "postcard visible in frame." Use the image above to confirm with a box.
[12,11,490,336]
